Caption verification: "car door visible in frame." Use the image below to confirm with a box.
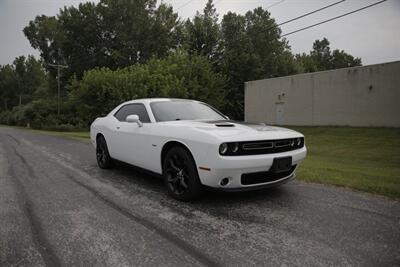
[111,103,152,167]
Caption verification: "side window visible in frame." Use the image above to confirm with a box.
[114,104,150,122]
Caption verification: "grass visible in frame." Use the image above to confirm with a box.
[32,130,91,142]
[290,126,400,199]
[4,126,91,142]
[5,125,400,199]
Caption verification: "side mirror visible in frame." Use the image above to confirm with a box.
[126,114,143,127]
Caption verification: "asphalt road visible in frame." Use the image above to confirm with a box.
[0,126,399,267]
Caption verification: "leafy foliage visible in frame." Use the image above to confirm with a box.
[67,51,226,126]
[0,56,47,112]
[296,38,362,73]
[1,0,363,129]
[23,0,181,79]
[183,0,221,63]
[220,8,299,119]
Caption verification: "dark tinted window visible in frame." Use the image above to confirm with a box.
[150,101,225,122]
[114,104,150,122]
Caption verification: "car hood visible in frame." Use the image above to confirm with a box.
[159,120,303,141]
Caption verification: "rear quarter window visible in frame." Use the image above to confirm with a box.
[114,104,150,122]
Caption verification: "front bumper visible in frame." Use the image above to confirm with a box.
[197,146,306,190]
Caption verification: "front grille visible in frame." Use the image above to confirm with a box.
[221,138,304,156]
[242,141,273,150]
[241,165,296,185]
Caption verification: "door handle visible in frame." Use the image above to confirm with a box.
[116,126,120,129]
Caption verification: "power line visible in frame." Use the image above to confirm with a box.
[266,0,286,10]
[176,0,196,10]
[276,0,346,28]
[178,0,222,14]
[259,0,346,34]
[224,0,347,43]
[282,0,388,37]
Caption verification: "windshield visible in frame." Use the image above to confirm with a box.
[150,101,226,122]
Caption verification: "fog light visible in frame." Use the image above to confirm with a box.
[220,177,230,186]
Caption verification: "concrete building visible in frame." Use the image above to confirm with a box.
[245,61,400,127]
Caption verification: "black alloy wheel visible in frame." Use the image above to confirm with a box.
[96,135,114,169]
[163,146,202,201]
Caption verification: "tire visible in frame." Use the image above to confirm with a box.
[162,146,202,201]
[96,135,114,169]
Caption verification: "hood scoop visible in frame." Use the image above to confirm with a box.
[214,122,235,127]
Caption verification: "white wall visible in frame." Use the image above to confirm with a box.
[245,61,400,127]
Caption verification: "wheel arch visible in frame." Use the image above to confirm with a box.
[95,132,108,149]
[160,140,198,171]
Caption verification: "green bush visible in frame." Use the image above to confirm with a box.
[43,123,79,132]
[0,105,34,127]
[0,99,84,130]
[1,51,226,130]
[68,50,226,126]
[0,110,13,125]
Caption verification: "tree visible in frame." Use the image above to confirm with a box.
[310,38,332,71]
[23,0,181,80]
[331,49,362,69]
[0,65,18,111]
[183,0,221,63]
[16,1,364,129]
[67,50,226,126]
[97,0,180,66]
[296,38,362,73]
[295,53,318,73]
[57,2,105,79]
[23,15,63,75]
[14,56,47,105]
[220,8,298,119]
[0,56,47,112]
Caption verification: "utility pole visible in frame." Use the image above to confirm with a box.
[17,77,22,106]
[48,63,68,117]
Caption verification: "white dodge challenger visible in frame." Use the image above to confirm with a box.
[90,98,307,201]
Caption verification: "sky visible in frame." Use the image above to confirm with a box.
[0,0,399,65]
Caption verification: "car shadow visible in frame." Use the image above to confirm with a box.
[90,160,303,226]
[102,160,296,206]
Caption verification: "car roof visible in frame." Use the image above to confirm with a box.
[122,98,200,105]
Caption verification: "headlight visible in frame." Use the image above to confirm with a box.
[296,138,302,146]
[231,142,239,153]
[290,139,295,147]
[219,143,228,155]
